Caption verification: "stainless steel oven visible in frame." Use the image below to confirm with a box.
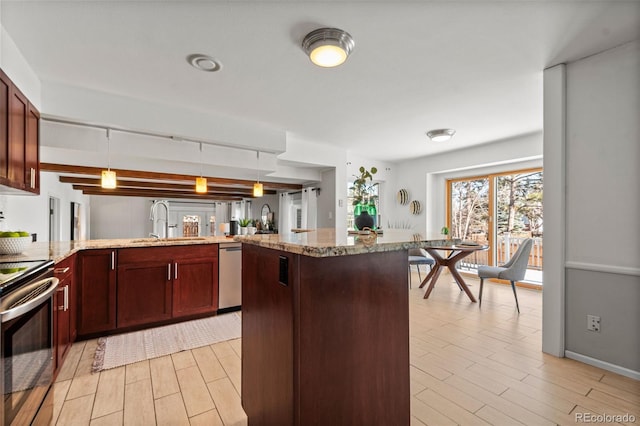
[0,260,57,426]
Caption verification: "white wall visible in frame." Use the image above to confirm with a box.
[89,196,150,239]
[390,133,543,237]
[560,40,640,376]
[0,172,90,241]
[316,169,336,228]
[0,26,41,108]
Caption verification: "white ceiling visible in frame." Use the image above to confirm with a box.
[2,1,640,165]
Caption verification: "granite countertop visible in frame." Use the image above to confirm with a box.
[0,236,234,263]
[234,228,457,257]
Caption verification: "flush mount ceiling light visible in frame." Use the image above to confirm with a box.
[426,128,456,142]
[302,27,355,68]
[187,54,222,72]
[101,128,117,189]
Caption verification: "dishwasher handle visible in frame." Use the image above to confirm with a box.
[220,247,242,252]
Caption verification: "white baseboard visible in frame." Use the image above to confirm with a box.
[565,350,640,380]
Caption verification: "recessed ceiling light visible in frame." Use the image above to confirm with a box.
[426,129,456,142]
[187,54,222,72]
[302,28,355,68]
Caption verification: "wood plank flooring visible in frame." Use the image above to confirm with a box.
[52,271,639,425]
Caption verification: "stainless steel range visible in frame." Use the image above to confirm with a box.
[0,260,58,425]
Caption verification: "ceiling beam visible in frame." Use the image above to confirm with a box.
[73,186,245,201]
[59,176,277,195]
[41,163,303,190]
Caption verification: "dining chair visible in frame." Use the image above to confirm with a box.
[477,238,533,313]
[408,248,434,288]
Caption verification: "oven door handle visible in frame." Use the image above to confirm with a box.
[1,277,60,323]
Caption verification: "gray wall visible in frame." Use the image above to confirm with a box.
[90,196,150,239]
[317,168,336,228]
[563,40,640,374]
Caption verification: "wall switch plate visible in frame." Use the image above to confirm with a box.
[587,315,601,332]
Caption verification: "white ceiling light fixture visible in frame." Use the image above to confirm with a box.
[101,128,117,189]
[187,54,222,72]
[302,27,355,68]
[426,129,456,142]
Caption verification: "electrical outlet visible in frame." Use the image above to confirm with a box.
[587,315,601,332]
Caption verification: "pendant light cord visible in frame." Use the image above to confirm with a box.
[106,128,111,171]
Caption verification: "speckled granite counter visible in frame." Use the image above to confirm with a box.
[234,228,456,257]
[0,236,233,263]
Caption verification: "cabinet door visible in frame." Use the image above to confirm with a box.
[25,103,39,193]
[117,261,172,328]
[172,256,218,317]
[55,277,71,371]
[8,84,27,188]
[77,249,117,336]
[0,70,9,182]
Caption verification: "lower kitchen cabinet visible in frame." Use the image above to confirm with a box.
[54,254,75,374]
[117,260,172,328]
[77,249,117,337]
[117,244,218,328]
[172,256,218,317]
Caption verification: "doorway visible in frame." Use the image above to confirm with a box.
[48,196,60,242]
[446,168,543,284]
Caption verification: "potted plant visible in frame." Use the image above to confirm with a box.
[350,166,379,230]
[238,218,252,235]
[440,226,450,239]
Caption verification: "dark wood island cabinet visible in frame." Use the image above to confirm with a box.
[237,229,444,426]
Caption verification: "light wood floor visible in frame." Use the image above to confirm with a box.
[51,271,640,425]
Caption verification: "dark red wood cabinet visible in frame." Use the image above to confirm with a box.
[54,255,76,375]
[117,245,218,328]
[77,249,117,337]
[241,244,410,426]
[172,255,218,317]
[0,68,40,194]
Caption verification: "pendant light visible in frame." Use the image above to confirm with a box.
[101,128,117,189]
[195,143,207,193]
[253,151,263,197]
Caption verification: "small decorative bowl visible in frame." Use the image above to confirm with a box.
[0,236,32,255]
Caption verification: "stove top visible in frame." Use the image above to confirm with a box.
[0,259,54,295]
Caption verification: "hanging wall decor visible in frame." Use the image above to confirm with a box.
[396,188,409,205]
[409,200,422,215]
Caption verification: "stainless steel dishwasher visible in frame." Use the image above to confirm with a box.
[218,242,242,312]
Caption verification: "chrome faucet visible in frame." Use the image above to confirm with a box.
[150,200,170,239]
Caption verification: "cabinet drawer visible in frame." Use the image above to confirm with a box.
[54,255,75,280]
[118,244,218,264]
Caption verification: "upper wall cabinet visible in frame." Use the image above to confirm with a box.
[0,68,40,195]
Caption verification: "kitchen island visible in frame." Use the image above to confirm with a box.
[235,229,451,426]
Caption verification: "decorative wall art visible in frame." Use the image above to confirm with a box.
[409,200,422,215]
[396,188,409,205]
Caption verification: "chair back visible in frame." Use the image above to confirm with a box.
[500,239,533,281]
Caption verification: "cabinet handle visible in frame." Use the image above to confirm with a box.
[54,267,70,274]
[30,167,36,188]
[174,262,178,280]
[168,263,171,281]
[111,251,115,270]
[57,287,65,310]
[64,285,69,311]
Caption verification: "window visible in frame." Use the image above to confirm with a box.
[447,168,543,284]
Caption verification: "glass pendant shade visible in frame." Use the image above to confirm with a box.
[253,182,263,197]
[101,170,117,189]
[195,177,207,193]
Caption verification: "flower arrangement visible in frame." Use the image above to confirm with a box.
[350,166,378,206]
